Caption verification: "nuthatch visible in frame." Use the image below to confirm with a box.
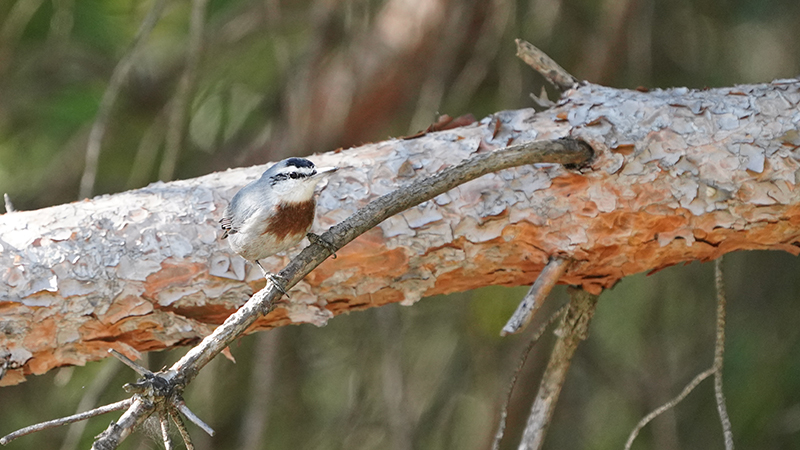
[220,157,337,287]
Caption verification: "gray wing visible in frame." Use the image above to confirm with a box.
[220,184,263,239]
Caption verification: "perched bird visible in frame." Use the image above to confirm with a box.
[220,157,337,282]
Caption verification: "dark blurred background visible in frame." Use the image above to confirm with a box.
[1,0,800,449]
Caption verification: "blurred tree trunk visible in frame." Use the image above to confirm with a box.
[2,79,800,385]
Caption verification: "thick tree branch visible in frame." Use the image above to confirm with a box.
[2,78,800,385]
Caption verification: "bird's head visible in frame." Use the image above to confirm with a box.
[261,157,337,203]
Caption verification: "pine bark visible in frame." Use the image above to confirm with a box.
[2,79,799,385]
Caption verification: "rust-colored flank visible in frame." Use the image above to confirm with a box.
[263,200,316,239]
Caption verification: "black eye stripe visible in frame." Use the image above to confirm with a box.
[270,170,315,184]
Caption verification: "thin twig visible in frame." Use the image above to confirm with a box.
[624,256,734,449]
[502,257,571,336]
[108,348,149,376]
[2,193,13,213]
[517,288,599,450]
[170,410,195,450]
[515,39,579,92]
[159,0,209,181]
[0,399,132,445]
[159,411,174,450]
[714,257,734,449]
[175,398,215,436]
[492,304,568,450]
[78,0,166,199]
[623,368,716,450]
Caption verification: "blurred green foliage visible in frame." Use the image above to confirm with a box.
[1,0,800,449]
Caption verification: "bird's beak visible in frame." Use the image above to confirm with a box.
[314,166,338,177]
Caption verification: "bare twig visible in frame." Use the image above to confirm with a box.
[624,368,716,450]
[517,287,599,450]
[174,398,215,436]
[502,257,571,336]
[170,410,195,450]
[159,412,174,450]
[108,349,149,376]
[492,304,568,450]
[515,39,579,92]
[624,256,734,449]
[78,0,166,199]
[0,399,132,445]
[714,257,734,449]
[3,193,14,213]
[159,0,209,181]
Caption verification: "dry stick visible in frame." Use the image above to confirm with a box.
[159,412,174,450]
[0,399,133,445]
[174,398,214,436]
[170,411,195,450]
[624,257,734,450]
[517,287,599,450]
[515,39,579,92]
[84,137,591,449]
[159,0,208,181]
[624,368,717,450]
[492,304,569,450]
[502,257,571,336]
[714,257,734,449]
[108,348,149,375]
[78,0,166,199]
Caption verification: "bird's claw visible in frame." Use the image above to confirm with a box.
[265,273,289,297]
[255,261,290,299]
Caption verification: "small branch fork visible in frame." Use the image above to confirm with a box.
[0,138,594,448]
[624,256,734,449]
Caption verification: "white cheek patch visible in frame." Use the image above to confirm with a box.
[277,179,319,203]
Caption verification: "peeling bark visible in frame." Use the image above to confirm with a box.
[2,79,800,384]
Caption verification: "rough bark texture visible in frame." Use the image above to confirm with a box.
[2,79,800,385]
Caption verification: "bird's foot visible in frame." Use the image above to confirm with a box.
[307,232,337,259]
[255,261,290,299]
[265,273,289,298]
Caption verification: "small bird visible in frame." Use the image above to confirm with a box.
[220,157,337,284]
